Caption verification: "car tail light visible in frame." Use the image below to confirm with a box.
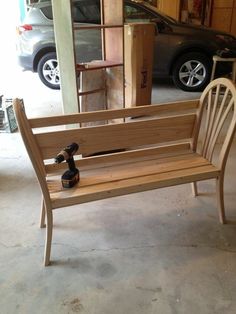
[16,24,33,35]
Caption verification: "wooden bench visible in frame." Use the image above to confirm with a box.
[14,78,236,266]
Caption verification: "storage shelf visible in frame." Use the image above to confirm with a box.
[77,60,123,72]
[78,88,106,96]
[74,24,123,30]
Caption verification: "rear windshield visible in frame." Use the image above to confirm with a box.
[40,1,101,24]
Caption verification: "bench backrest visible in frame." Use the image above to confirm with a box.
[14,98,198,160]
[192,78,236,170]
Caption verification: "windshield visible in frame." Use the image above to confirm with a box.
[139,1,177,24]
[34,0,178,25]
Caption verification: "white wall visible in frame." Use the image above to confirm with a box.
[0,0,21,96]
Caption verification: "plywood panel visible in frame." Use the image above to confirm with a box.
[102,0,124,62]
[104,28,123,62]
[211,8,232,32]
[102,0,123,24]
[106,66,124,116]
[213,0,233,8]
[79,68,107,126]
[231,8,236,35]
[159,0,180,20]
[100,0,124,114]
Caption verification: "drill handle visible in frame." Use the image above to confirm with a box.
[66,156,77,172]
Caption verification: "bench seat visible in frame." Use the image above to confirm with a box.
[47,147,219,209]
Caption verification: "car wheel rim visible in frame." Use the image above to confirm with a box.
[42,59,60,86]
[179,60,206,88]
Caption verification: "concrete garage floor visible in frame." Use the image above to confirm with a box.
[1,70,236,314]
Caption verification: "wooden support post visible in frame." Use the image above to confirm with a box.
[51,0,79,114]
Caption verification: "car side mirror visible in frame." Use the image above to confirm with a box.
[150,18,165,32]
[156,20,166,32]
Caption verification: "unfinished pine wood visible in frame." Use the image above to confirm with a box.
[79,67,107,127]
[45,143,192,174]
[51,0,79,114]
[74,24,123,30]
[73,0,124,112]
[194,79,236,168]
[40,198,46,228]
[49,164,219,209]
[29,99,198,128]
[35,113,196,158]
[76,61,123,71]
[191,182,198,197]
[13,78,236,266]
[216,176,226,224]
[102,0,124,62]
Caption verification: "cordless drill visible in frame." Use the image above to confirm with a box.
[54,143,80,188]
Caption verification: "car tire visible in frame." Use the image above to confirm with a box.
[172,52,211,92]
[37,52,60,89]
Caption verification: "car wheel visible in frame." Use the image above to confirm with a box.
[172,52,211,92]
[37,52,60,89]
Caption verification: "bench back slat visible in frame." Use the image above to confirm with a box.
[29,100,198,128]
[35,113,196,159]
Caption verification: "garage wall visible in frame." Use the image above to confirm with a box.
[210,0,236,36]
[0,1,21,93]
[158,0,181,20]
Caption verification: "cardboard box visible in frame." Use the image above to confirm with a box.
[125,23,155,107]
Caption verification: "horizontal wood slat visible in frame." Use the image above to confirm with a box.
[78,87,105,96]
[49,164,219,208]
[29,100,199,128]
[48,154,210,190]
[76,61,123,72]
[36,114,196,158]
[45,142,192,174]
[74,24,123,30]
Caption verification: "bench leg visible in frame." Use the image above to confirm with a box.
[216,176,226,224]
[191,182,198,197]
[44,209,53,266]
[40,197,46,228]
[232,61,236,83]
[211,60,217,81]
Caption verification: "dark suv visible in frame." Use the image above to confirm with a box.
[16,0,236,91]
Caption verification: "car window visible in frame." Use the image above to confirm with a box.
[125,4,156,23]
[40,1,101,24]
[40,5,53,20]
[73,0,100,24]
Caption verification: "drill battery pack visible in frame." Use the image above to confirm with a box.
[61,169,80,188]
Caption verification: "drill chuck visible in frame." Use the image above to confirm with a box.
[54,142,79,164]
